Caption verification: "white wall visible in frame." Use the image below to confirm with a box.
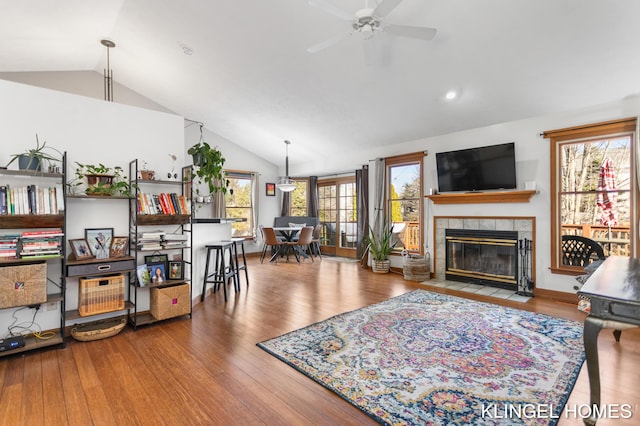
[0,78,283,334]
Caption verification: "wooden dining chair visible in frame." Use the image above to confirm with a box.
[286,226,314,264]
[261,227,287,263]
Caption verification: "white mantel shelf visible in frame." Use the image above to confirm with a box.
[425,190,537,205]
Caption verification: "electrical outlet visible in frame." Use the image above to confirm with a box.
[47,302,57,311]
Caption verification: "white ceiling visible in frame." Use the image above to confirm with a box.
[2,0,640,172]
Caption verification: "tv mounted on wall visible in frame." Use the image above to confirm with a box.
[435,142,517,193]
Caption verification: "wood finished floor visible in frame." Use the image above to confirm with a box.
[1,256,639,425]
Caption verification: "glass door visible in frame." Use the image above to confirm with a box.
[318,177,357,258]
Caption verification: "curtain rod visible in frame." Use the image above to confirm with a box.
[368,149,428,162]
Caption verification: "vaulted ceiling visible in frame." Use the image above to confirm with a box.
[2,0,640,173]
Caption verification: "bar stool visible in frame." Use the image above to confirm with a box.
[201,241,236,302]
[231,237,249,288]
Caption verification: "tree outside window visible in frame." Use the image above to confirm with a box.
[386,154,423,254]
[289,180,308,216]
[225,172,254,237]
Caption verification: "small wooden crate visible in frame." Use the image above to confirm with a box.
[0,262,47,309]
[150,283,190,320]
[78,274,125,316]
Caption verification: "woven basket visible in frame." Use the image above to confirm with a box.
[71,318,126,342]
[403,254,431,282]
[150,283,190,320]
[78,274,125,316]
[0,262,47,309]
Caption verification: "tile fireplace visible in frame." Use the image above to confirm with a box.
[445,228,518,289]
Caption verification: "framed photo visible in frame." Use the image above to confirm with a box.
[110,236,129,258]
[168,261,183,280]
[144,253,168,267]
[85,228,114,258]
[136,264,151,287]
[69,238,93,260]
[266,182,276,196]
[148,262,167,284]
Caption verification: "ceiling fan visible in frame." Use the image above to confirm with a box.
[307,0,437,55]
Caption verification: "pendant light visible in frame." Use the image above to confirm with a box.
[101,39,116,102]
[276,140,297,192]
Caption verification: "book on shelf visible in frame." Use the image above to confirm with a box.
[136,192,189,215]
[0,184,64,216]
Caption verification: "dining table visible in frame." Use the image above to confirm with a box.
[273,226,309,260]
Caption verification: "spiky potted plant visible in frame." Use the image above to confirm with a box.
[366,220,396,273]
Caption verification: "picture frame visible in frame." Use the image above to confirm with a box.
[144,253,168,267]
[266,182,276,196]
[85,227,114,258]
[110,236,129,258]
[69,238,94,260]
[168,261,183,280]
[136,264,151,287]
[148,262,167,284]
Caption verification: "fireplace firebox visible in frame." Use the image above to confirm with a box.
[445,229,519,289]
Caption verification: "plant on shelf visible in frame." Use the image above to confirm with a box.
[70,162,134,197]
[187,140,232,197]
[365,219,396,274]
[6,133,62,172]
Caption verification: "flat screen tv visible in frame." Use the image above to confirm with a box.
[435,142,517,193]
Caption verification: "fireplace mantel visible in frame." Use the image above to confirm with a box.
[426,190,536,205]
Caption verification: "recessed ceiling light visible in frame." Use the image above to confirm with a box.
[445,90,458,101]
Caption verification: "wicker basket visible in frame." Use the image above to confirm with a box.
[78,274,125,316]
[0,262,47,309]
[71,318,126,342]
[150,283,190,320]
[403,254,431,282]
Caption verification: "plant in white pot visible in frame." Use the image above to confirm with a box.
[366,220,396,273]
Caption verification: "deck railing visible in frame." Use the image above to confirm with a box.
[561,224,630,256]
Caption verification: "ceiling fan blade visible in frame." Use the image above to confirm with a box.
[307,32,352,53]
[373,0,403,18]
[384,24,437,40]
[308,0,352,21]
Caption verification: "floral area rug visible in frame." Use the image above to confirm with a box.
[257,290,585,425]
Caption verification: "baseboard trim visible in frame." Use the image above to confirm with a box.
[534,288,578,304]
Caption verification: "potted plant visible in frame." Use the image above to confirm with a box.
[70,162,134,196]
[187,141,232,196]
[6,133,62,172]
[366,220,396,273]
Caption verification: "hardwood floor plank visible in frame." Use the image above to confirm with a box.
[0,257,638,425]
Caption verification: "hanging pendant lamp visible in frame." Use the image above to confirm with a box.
[276,140,297,192]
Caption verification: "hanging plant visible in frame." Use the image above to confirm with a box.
[187,123,232,196]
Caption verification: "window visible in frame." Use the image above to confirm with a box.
[225,171,255,238]
[289,179,308,216]
[386,153,423,254]
[544,118,638,273]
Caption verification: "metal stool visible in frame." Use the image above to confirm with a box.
[201,241,236,302]
[231,237,249,288]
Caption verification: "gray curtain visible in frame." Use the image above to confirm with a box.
[280,191,290,216]
[373,158,385,239]
[251,173,259,241]
[212,177,226,218]
[356,166,369,258]
[308,176,318,217]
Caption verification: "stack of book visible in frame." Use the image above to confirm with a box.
[0,234,20,259]
[161,233,189,249]
[135,230,164,251]
[20,229,64,258]
[136,192,190,216]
